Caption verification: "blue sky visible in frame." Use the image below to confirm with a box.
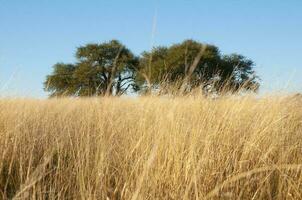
[0,0,302,97]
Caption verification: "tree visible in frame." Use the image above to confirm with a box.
[135,40,259,94]
[44,40,138,97]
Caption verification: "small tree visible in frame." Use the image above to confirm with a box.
[45,40,138,97]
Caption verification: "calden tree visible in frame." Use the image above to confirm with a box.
[44,40,138,97]
[135,40,259,95]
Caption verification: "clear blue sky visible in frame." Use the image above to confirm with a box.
[1,0,302,97]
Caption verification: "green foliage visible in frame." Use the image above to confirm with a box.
[221,54,259,92]
[44,40,138,97]
[45,39,260,97]
[44,63,77,97]
[136,39,259,94]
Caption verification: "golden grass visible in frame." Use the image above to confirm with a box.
[0,95,301,199]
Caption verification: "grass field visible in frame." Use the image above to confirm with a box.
[0,95,301,199]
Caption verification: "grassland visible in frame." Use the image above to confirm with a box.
[0,95,301,199]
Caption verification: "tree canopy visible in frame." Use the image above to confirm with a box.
[135,40,259,94]
[44,39,259,97]
[45,40,138,97]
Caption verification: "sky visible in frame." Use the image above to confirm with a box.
[0,0,302,97]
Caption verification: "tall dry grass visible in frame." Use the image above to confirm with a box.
[0,95,301,199]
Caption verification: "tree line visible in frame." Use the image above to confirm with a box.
[44,39,260,97]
